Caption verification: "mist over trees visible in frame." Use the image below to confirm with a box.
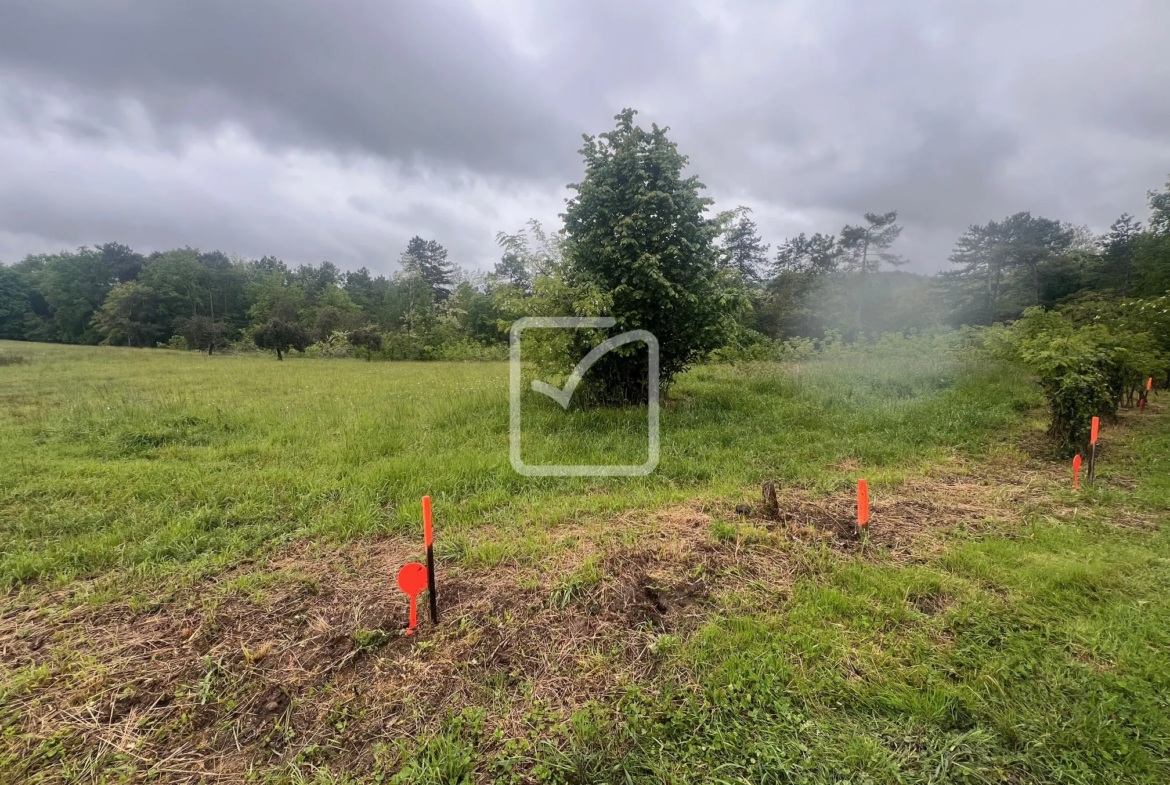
[1,111,1168,369]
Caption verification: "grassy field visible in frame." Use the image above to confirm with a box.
[0,337,1032,587]
[2,338,1169,784]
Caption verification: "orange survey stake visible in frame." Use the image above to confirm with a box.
[1073,454,1081,489]
[423,495,434,547]
[1090,416,1099,445]
[857,479,870,528]
[397,562,428,635]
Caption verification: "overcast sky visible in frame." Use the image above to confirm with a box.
[1,0,1168,275]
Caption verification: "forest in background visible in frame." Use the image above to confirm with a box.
[1,160,1168,362]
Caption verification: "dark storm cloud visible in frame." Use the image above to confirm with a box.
[0,0,1168,272]
[0,0,577,174]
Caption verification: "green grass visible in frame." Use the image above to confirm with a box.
[5,337,1170,783]
[511,415,1170,784]
[0,336,1034,587]
[592,523,1170,783]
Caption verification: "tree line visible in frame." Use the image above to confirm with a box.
[1,109,1168,372]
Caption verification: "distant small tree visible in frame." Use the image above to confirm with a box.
[253,318,310,360]
[839,211,905,275]
[716,207,770,285]
[493,248,533,293]
[400,237,456,300]
[772,232,840,276]
[175,314,231,355]
[1101,213,1142,296]
[494,220,565,295]
[347,324,383,360]
[1001,212,1074,306]
[1148,176,1170,236]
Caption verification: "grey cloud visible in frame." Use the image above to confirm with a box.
[0,0,1168,274]
[0,0,579,174]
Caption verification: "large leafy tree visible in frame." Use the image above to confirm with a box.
[1148,176,1170,236]
[92,282,162,347]
[560,108,742,403]
[37,247,125,343]
[772,233,840,276]
[140,248,205,325]
[761,233,842,338]
[197,250,251,329]
[1134,179,1170,297]
[0,265,38,340]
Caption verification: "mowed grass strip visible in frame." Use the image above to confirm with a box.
[0,337,1035,587]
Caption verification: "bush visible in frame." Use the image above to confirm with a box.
[174,315,231,355]
[347,325,383,360]
[993,306,1167,454]
[252,318,311,360]
[303,330,351,358]
[707,329,782,364]
[379,331,427,361]
[428,338,507,362]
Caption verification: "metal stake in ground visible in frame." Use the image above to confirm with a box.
[1087,417,1100,485]
[423,495,438,625]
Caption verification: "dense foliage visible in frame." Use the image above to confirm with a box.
[550,109,743,402]
[987,299,1168,453]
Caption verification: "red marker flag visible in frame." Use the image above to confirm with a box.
[857,479,870,529]
[397,562,428,635]
[1090,417,1100,445]
[1073,454,1081,489]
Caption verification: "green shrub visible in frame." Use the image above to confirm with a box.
[304,330,352,358]
[994,306,1167,454]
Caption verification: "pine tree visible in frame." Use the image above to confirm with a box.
[716,207,770,285]
[839,211,905,275]
[399,237,455,299]
[1102,213,1143,296]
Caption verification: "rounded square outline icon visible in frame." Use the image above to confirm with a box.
[509,317,659,477]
